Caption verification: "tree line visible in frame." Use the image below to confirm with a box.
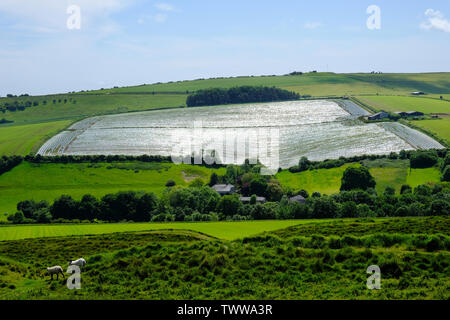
[0,156,22,176]
[186,86,300,107]
[0,97,77,114]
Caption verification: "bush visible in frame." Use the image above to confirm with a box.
[340,166,376,191]
[165,180,176,187]
[410,151,438,168]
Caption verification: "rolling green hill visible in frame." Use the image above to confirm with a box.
[1,72,449,156]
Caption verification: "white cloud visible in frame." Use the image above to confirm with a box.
[420,9,450,33]
[155,3,174,12]
[304,22,322,30]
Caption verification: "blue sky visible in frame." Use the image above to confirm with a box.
[0,0,449,95]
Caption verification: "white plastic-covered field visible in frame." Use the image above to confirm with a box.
[36,100,444,168]
[379,122,445,150]
[37,117,100,156]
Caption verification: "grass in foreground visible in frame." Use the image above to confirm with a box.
[0,216,448,300]
[0,120,72,156]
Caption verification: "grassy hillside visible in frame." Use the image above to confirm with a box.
[0,216,448,300]
[87,73,450,96]
[0,162,226,218]
[358,95,450,114]
[0,72,448,156]
[1,73,449,126]
[0,120,72,156]
[0,94,186,125]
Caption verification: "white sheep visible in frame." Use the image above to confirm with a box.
[68,258,86,269]
[46,266,65,280]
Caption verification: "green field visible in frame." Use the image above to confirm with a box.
[0,94,186,125]
[0,216,448,300]
[0,219,310,241]
[276,162,442,195]
[412,117,450,144]
[0,120,72,156]
[276,164,357,195]
[0,162,226,218]
[88,73,450,97]
[358,95,450,114]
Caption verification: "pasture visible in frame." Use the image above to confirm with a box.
[0,120,72,156]
[412,117,450,144]
[276,161,441,195]
[0,162,226,218]
[358,95,450,114]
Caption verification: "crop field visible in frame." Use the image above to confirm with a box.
[0,162,226,219]
[412,117,450,144]
[0,120,72,156]
[39,100,421,166]
[358,95,450,114]
[276,161,441,195]
[0,220,310,242]
[0,216,448,299]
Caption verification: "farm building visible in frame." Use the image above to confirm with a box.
[394,111,425,117]
[239,196,266,204]
[368,111,389,121]
[212,184,235,196]
[405,111,424,117]
[289,195,306,204]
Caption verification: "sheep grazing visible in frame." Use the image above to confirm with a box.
[68,258,86,268]
[46,266,65,280]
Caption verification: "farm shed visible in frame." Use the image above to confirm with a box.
[368,112,389,121]
[212,184,235,196]
[289,195,306,204]
[239,196,266,204]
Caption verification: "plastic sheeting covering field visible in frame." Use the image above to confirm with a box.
[37,100,441,169]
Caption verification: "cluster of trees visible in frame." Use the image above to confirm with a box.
[0,97,77,114]
[0,155,22,175]
[186,86,300,107]
[0,100,40,113]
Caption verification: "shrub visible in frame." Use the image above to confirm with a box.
[410,151,438,168]
[165,180,176,187]
[340,166,376,191]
